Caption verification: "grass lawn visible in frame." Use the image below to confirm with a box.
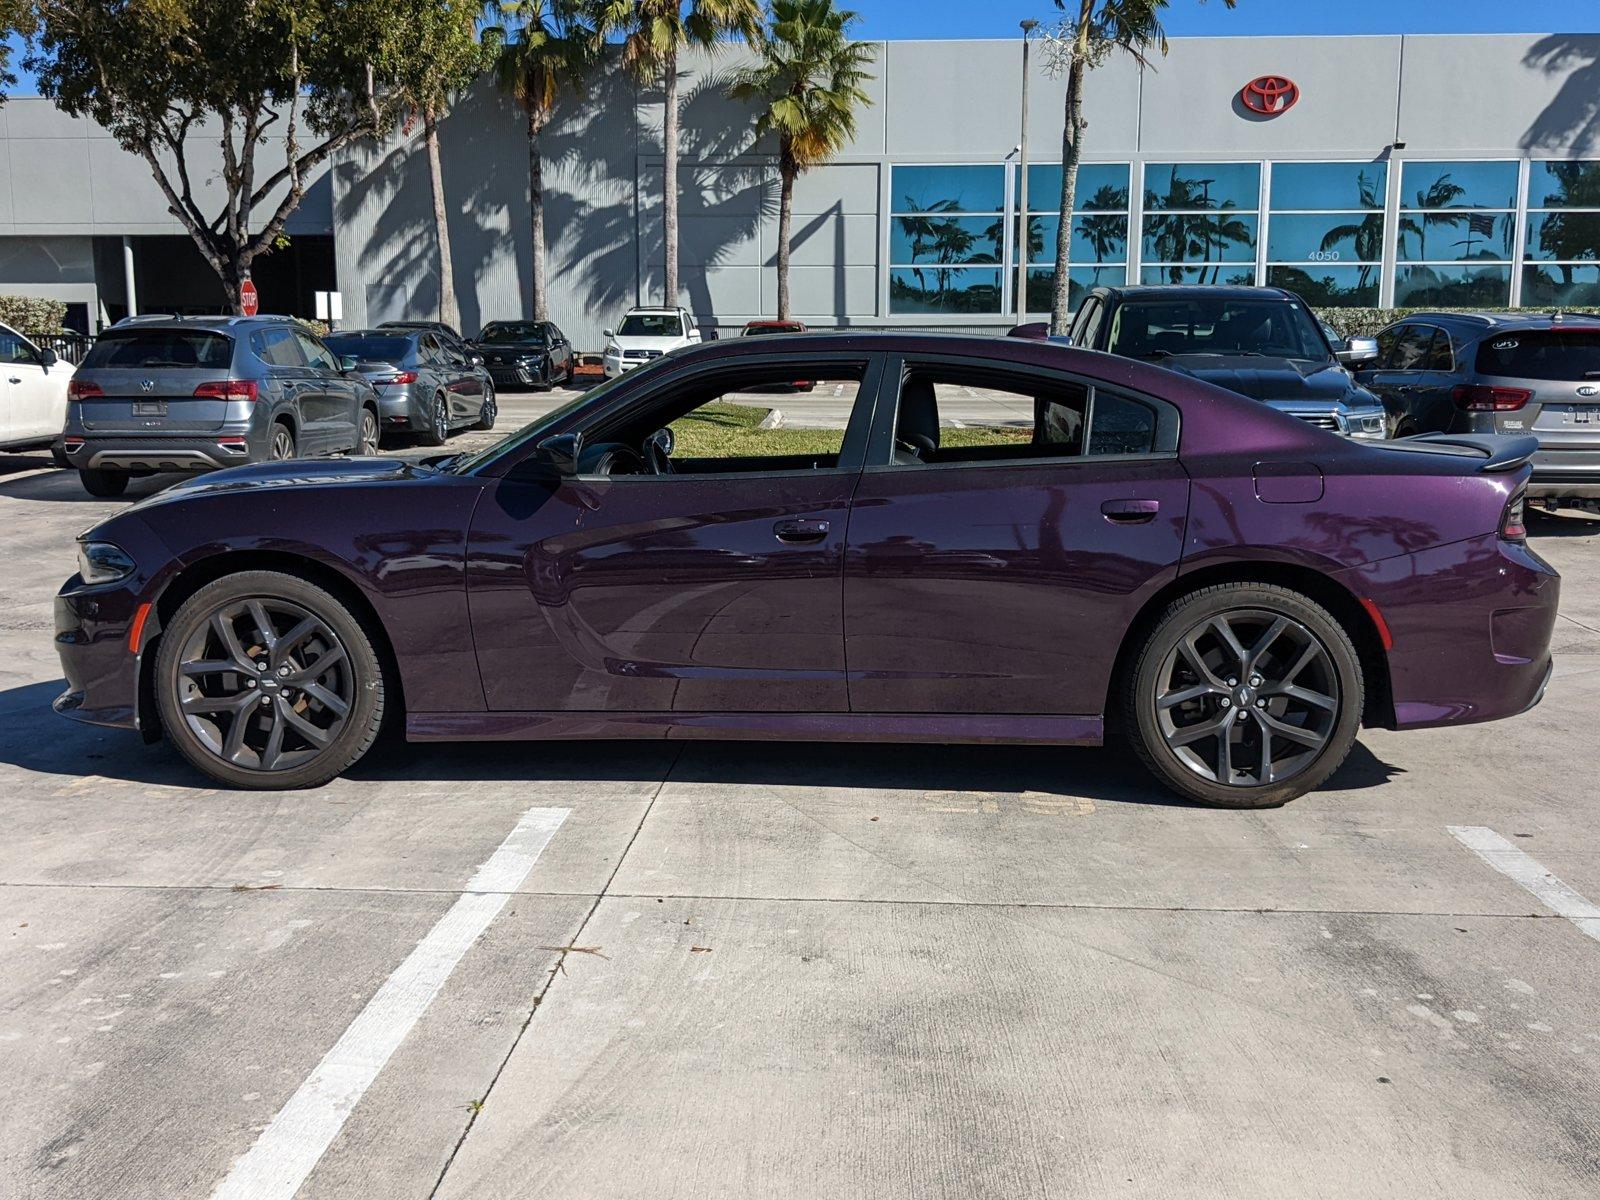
[669,401,1030,460]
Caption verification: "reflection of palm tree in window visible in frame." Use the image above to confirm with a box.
[1315,171,1384,292]
[1078,185,1128,263]
[1145,168,1251,281]
[895,196,958,293]
[1535,164,1600,286]
[1398,173,1466,259]
[896,196,997,297]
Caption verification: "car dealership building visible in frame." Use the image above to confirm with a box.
[1,32,1597,348]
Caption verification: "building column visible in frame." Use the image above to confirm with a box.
[122,236,138,318]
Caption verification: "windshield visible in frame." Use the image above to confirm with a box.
[618,314,683,338]
[81,330,233,369]
[480,322,548,345]
[1108,298,1332,362]
[743,323,805,336]
[445,361,666,475]
[325,336,412,363]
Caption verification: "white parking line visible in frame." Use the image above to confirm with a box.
[1449,825,1600,944]
[210,805,570,1200]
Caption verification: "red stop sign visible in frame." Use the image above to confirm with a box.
[240,278,259,316]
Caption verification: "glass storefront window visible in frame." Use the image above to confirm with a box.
[1144,162,1261,211]
[1394,264,1512,306]
[1267,265,1381,307]
[1267,212,1384,263]
[1526,211,1600,261]
[1523,264,1600,306]
[1026,266,1130,313]
[1139,265,1257,287]
[1398,213,1514,262]
[1020,163,1130,211]
[1400,161,1519,210]
[889,267,1002,315]
[1529,161,1600,208]
[889,165,1005,214]
[1017,214,1129,266]
[889,215,1001,266]
[1270,162,1386,211]
[1141,214,1258,265]
[1523,162,1600,307]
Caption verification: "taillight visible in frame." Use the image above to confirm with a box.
[1500,488,1528,542]
[1453,383,1531,411]
[376,371,418,385]
[67,379,104,400]
[193,380,260,402]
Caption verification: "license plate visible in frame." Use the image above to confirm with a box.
[133,400,167,417]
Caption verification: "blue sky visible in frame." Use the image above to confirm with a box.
[5,2,1597,95]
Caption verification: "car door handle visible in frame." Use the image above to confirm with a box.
[773,518,830,543]
[1101,499,1160,524]
[7,376,20,384]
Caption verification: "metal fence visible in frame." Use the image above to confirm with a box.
[34,332,94,365]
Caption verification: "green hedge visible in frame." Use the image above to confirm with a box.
[0,295,69,337]
[1313,305,1600,339]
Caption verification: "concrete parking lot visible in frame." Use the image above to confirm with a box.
[4,408,1600,1199]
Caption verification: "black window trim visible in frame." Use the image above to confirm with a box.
[861,351,1181,474]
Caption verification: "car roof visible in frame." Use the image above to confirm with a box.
[624,306,687,315]
[327,328,414,339]
[106,314,303,333]
[1094,285,1302,302]
[1392,310,1600,333]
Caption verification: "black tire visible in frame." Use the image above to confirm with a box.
[420,392,450,446]
[51,444,72,470]
[154,570,385,790]
[269,422,296,461]
[475,382,497,430]
[1120,582,1363,808]
[355,407,380,456]
[80,468,129,497]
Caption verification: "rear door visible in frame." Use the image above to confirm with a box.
[844,354,1189,716]
[1360,323,1439,433]
[293,329,357,452]
[74,328,240,435]
[1475,325,1600,456]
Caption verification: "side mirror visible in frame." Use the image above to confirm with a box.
[339,354,360,371]
[602,328,614,339]
[648,426,675,457]
[1337,336,1379,367]
[40,348,58,370]
[535,432,582,475]
[687,329,703,344]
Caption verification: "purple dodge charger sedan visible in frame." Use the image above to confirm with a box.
[54,333,1558,807]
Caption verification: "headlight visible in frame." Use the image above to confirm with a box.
[77,541,136,585]
[605,342,621,358]
[1349,411,1387,439]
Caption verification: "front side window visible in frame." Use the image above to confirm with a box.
[617,314,684,338]
[1395,160,1517,306]
[0,330,38,365]
[1105,297,1329,362]
[1384,325,1437,370]
[294,330,339,372]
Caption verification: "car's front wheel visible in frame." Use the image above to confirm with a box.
[153,571,386,790]
[1122,583,1363,808]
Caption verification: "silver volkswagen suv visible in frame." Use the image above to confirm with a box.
[61,315,381,497]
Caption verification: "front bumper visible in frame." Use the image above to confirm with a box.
[62,433,259,473]
[54,576,150,732]
[1339,532,1559,731]
[485,359,548,389]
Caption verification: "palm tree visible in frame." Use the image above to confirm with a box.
[727,0,874,320]
[592,0,764,307]
[1041,0,1236,333]
[493,1,595,322]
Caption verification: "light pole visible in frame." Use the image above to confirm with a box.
[1016,19,1039,322]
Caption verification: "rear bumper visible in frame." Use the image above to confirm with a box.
[376,386,430,432]
[1339,533,1559,731]
[62,434,259,473]
[1526,451,1600,499]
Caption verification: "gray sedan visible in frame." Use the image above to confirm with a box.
[325,329,496,446]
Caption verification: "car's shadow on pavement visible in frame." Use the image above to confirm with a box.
[1529,510,1600,538]
[0,460,177,503]
[0,678,1405,807]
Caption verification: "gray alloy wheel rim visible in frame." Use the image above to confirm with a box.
[434,394,449,441]
[175,597,353,773]
[481,385,496,425]
[271,427,294,460]
[360,409,379,454]
[1154,608,1340,788]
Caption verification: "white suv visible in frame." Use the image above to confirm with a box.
[602,306,701,378]
[0,322,73,457]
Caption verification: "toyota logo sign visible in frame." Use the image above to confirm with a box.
[1241,75,1299,117]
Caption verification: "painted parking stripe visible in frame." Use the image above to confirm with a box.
[1449,825,1600,944]
[210,805,570,1200]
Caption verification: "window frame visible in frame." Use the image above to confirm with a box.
[862,352,1180,474]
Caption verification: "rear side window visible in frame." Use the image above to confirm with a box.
[82,330,232,369]
[1088,393,1158,456]
[1426,329,1455,372]
[1475,329,1600,380]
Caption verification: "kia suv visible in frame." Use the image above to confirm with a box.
[1356,312,1600,509]
[1067,285,1390,439]
[601,306,701,378]
[61,315,381,497]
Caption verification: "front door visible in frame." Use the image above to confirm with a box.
[0,329,59,440]
[294,329,357,451]
[844,354,1190,716]
[466,352,883,713]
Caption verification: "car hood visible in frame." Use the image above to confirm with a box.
[117,456,432,516]
[610,334,687,351]
[1160,355,1370,407]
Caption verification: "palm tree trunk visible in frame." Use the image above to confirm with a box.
[1050,20,1091,336]
[425,109,459,330]
[528,107,548,323]
[662,48,680,306]
[777,146,796,321]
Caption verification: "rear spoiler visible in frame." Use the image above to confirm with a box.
[1401,433,1538,473]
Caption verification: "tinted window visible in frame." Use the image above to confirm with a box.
[294,331,338,372]
[480,322,550,344]
[82,330,233,369]
[1426,329,1455,372]
[1475,329,1600,380]
[1144,163,1261,211]
[617,314,684,338]
[742,323,806,336]
[890,164,1005,214]
[325,335,412,364]
[253,327,305,367]
[0,329,38,364]
[891,367,1088,464]
[1385,325,1436,370]
[1022,163,1130,211]
[1088,393,1158,456]
[1400,161,1519,210]
[1270,161,1387,211]
[1107,298,1328,361]
[1074,298,1105,347]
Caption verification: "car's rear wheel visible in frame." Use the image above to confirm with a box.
[270,423,296,461]
[475,383,497,431]
[420,392,449,446]
[1122,583,1363,808]
[79,468,129,497]
[355,407,380,455]
[154,571,385,790]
